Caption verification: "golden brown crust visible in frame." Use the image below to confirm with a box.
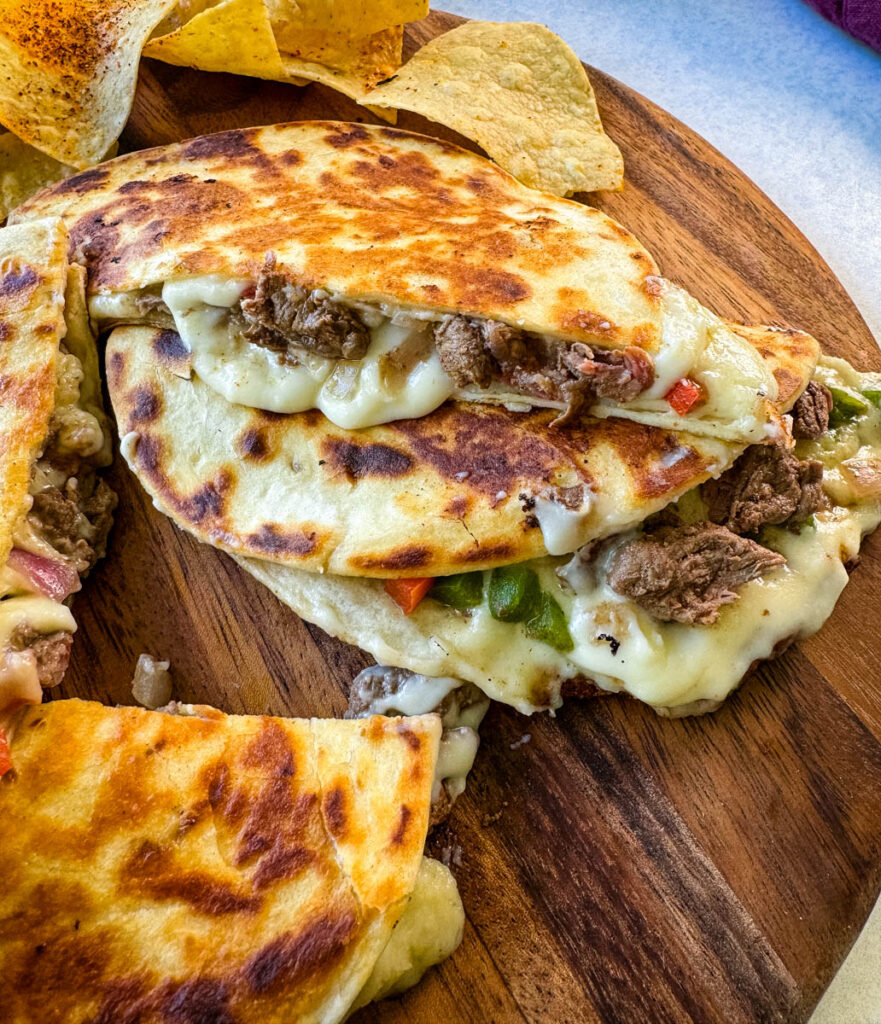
[14,121,662,350]
[0,218,68,566]
[0,699,441,1023]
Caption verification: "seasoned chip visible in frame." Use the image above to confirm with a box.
[0,0,178,168]
[143,0,296,82]
[368,21,624,196]
[0,134,118,222]
[266,0,426,37]
[276,24,404,87]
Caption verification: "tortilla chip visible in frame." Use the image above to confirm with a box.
[0,0,178,168]
[276,24,404,87]
[368,21,624,196]
[0,135,74,222]
[0,135,119,223]
[144,0,297,82]
[267,0,426,37]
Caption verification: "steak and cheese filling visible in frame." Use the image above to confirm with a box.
[89,270,777,439]
[0,341,115,729]
[241,355,881,715]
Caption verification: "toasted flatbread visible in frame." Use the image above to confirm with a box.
[14,121,781,442]
[0,220,114,727]
[237,351,881,715]
[104,322,814,577]
[0,219,69,566]
[0,698,462,1023]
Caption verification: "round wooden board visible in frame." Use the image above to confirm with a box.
[58,10,881,1024]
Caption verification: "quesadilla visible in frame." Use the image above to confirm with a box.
[13,121,782,443]
[0,698,463,1023]
[105,320,814,576]
[239,349,881,714]
[0,220,114,732]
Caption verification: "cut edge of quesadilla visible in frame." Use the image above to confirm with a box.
[104,321,813,578]
[0,219,116,734]
[0,698,464,1022]
[13,121,781,444]
[236,352,881,715]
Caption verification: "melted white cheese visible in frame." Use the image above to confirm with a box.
[353,857,464,1010]
[91,274,776,438]
[347,667,489,804]
[529,490,595,556]
[162,277,455,427]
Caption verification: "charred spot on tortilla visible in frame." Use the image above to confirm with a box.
[244,524,318,558]
[322,787,348,837]
[0,265,39,300]
[127,385,161,424]
[237,427,271,462]
[391,805,412,846]
[324,439,413,481]
[324,124,371,149]
[351,546,432,571]
[54,167,111,195]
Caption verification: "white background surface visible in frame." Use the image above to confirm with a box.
[441,1,881,1020]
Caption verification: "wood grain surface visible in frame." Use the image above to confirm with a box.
[58,10,881,1023]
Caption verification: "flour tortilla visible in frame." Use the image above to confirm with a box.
[104,323,813,579]
[0,218,69,565]
[236,343,877,718]
[14,121,780,443]
[0,698,452,1023]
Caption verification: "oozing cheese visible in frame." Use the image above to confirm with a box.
[244,357,881,716]
[347,667,488,803]
[90,275,777,439]
[353,856,464,1010]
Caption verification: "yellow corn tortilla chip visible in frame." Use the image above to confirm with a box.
[276,24,404,87]
[0,0,178,169]
[0,135,74,222]
[368,21,624,197]
[0,135,118,223]
[144,0,295,82]
[267,0,426,37]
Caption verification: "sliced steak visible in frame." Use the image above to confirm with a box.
[29,478,117,574]
[433,314,654,418]
[434,316,495,388]
[240,258,369,360]
[791,381,833,440]
[607,523,785,625]
[703,443,826,534]
[8,626,73,689]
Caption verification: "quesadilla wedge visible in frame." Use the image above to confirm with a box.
[12,121,782,443]
[105,321,814,576]
[0,698,463,1023]
[0,220,115,732]
[238,349,881,714]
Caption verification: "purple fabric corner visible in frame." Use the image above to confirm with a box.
[803,0,881,53]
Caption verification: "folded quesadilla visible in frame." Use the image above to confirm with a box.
[0,220,114,732]
[104,318,860,716]
[105,321,813,576]
[12,121,782,443]
[0,698,464,1023]
[239,350,881,714]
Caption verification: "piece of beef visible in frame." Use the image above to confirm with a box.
[240,258,369,360]
[562,344,655,403]
[791,381,833,440]
[434,316,495,388]
[432,315,654,418]
[703,443,826,534]
[9,626,73,689]
[29,478,117,575]
[607,523,785,625]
